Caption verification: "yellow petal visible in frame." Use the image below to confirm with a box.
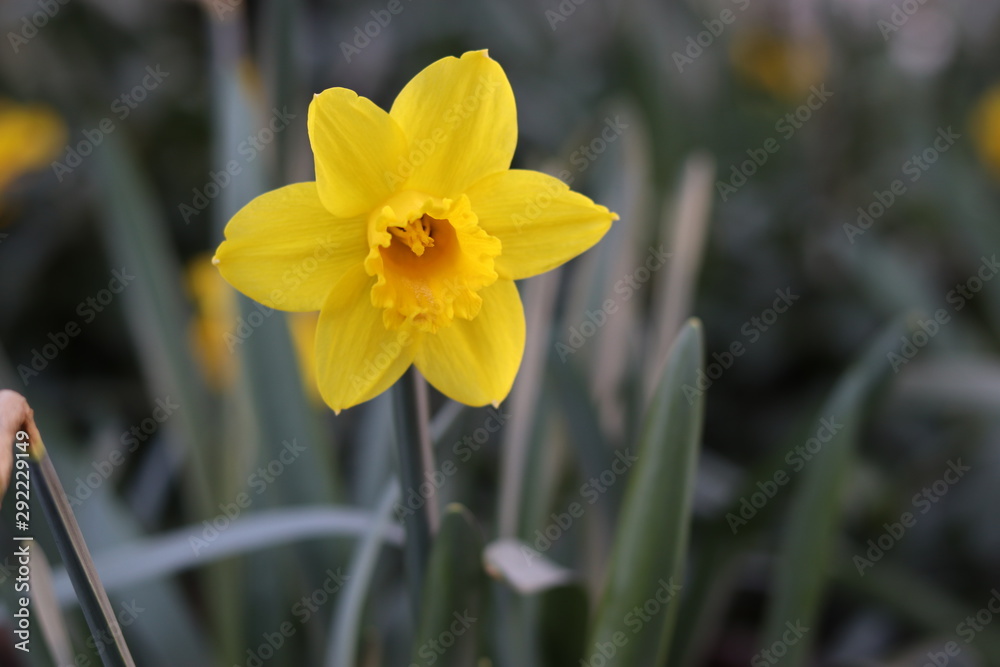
[415,279,524,406]
[465,169,617,280]
[389,50,516,199]
[316,266,419,411]
[308,88,409,217]
[215,182,367,311]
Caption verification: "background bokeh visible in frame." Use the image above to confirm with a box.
[2,0,1000,665]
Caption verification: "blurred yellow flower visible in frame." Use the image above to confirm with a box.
[186,254,239,389]
[0,100,65,202]
[186,255,321,403]
[214,50,616,412]
[287,312,321,405]
[972,85,1000,179]
[730,29,828,100]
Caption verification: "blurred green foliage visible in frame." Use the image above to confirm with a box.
[2,0,1000,665]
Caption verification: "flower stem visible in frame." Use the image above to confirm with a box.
[392,368,438,620]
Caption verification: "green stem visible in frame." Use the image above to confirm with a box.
[32,454,136,667]
[392,368,438,620]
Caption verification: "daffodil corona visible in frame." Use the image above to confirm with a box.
[215,50,616,411]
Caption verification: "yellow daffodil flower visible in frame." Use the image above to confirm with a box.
[972,85,1000,180]
[730,29,828,101]
[0,100,65,203]
[214,50,616,411]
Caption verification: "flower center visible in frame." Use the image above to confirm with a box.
[364,190,501,333]
[389,215,435,256]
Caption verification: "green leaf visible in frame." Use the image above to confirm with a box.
[549,358,620,516]
[50,506,403,596]
[497,270,561,539]
[207,29,340,652]
[410,504,485,667]
[587,318,705,665]
[94,134,215,514]
[667,536,744,667]
[327,481,402,667]
[760,318,907,664]
[539,583,589,667]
